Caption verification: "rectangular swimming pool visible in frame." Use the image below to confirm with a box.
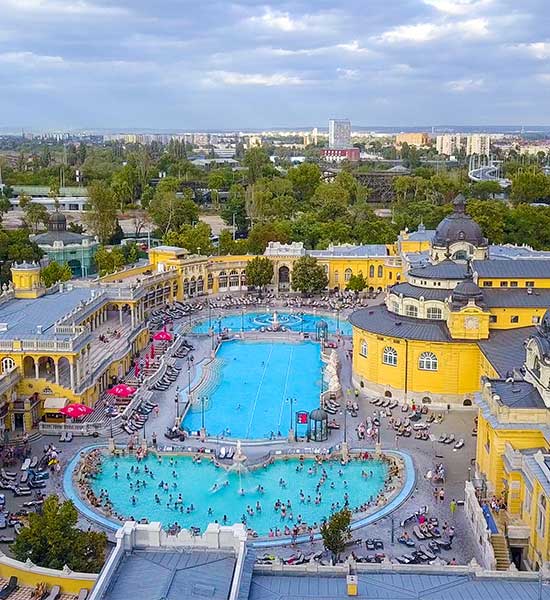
[182,340,323,439]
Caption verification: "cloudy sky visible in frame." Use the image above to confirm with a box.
[0,0,549,130]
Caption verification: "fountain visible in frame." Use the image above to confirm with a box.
[272,311,280,331]
[229,440,248,495]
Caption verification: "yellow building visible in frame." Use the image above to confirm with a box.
[395,132,430,147]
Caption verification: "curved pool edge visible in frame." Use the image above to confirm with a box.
[63,446,416,545]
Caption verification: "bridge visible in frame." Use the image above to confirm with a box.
[468,155,511,188]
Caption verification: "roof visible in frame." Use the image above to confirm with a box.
[249,571,550,600]
[101,549,236,600]
[31,230,92,246]
[310,245,388,258]
[0,287,93,340]
[43,397,68,410]
[474,259,550,279]
[488,380,545,409]
[477,327,534,377]
[403,228,436,242]
[13,185,88,197]
[409,259,466,280]
[349,305,453,342]
[490,245,550,260]
[389,282,451,301]
[482,289,550,308]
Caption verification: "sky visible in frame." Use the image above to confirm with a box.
[0,0,549,130]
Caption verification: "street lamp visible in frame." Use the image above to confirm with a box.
[175,385,180,420]
[199,395,208,432]
[186,355,194,398]
[241,308,244,333]
[287,397,296,434]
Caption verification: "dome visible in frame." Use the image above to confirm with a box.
[451,260,484,307]
[433,194,487,248]
[539,308,550,337]
[309,408,329,421]
[48,211,67,232]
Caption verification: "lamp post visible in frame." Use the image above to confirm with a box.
[199,395,208,439]
[241,308,244,333]
[175,385,180,420]
[287,397,296,442]
[186,355,194,399]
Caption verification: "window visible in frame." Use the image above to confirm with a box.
[369,265,375,278]
[490,315,497,323]
[537,494,547,536]
[360,339,368,357]
[526,281,535,288]
[510,281,518,287]
[334,271,339,283]
[390,301,399,313]
[1,357,15,372]
[500,281,508,287]
[377,265,383,278]
[405,304,418,318]
[383,346,398,366]
[419,351,438,371]
[533,316,541,324]
[427,307,442,320]
[483,281,493,287]
[523,488,532,517]
[510,315,519,324]
[344,268,352,282]
[389,272,393,280]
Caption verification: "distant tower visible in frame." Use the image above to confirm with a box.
[10,262,45,299]
[328,119,351,149]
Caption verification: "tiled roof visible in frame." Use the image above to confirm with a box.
[489,380,545,409]
[249,571,550,600]
[409,260,467,280]
[477,327,534,377]
[349,305,453,342]
[482,289,550,308]
[101,549,236,600]
[310,245,388,258]
[389,283,451,301]
[474,259,550,279]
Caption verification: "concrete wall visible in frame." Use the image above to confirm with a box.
[464,481,497,570]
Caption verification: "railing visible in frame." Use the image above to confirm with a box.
[0,367,19,395]
[39,421,103,435]
[54,324,88,336]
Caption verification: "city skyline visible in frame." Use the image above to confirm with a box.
[0,0,549,129]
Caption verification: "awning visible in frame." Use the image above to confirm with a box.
[43,397,69,411]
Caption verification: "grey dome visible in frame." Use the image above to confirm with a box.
[310,408,329,421]
[451,260,484,307]
[48,211,67,232]
[433,195,487,248]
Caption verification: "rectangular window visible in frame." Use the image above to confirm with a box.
[533,316,541,324]
[524,489,532,517]
[511,316,519,323]
[510,281,518,287]
[526,281,535,288]
[490,315,497,323]
[500,281,508,287]
[483,281,493,287]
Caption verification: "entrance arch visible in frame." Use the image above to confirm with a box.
[278,266,290,291]
[67,259,82,277]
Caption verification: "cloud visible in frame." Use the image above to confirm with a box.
[515,42,550,60]
[376,18,489,44]
[245,7,339,33]
[0,51,64,67]
[268,39,372,58]
[446,78,485,92]
[336,68,360,80]
[423,0,494,15]
[0,0,128,16]
[203,70,307,87]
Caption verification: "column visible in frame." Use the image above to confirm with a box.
[131,306,135,328]
[70,362,75,390]
[119,306,123,326]
[54,360,59,385]
[34,360,40,380]
[75,356,80,386]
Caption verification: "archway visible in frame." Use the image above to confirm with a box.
[278,265,290,290]
[58,357,71,387]
[23,356,35,378]
[463,398,472,406]
[1,357,15,373]
[67,259,82,278]
[384,390,392,398]
[38,356,54,379]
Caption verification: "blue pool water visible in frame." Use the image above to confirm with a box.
[90,454,388,536]
[192,311,352,336]
[183,340,322,439]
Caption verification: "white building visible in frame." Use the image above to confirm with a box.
[328,119,351,149]
[466,134,491,157]
[436,134,464,156]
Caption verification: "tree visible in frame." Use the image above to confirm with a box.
[149,191,198,235]
[41,261,72,287]
[510,169,550,204]
[320,508,352,564]
[67,222,85,234]
[243,147,270,184]
[470,180,501,200]
[245,256,274,294]
[12,495,107,572]
[291,255,328,295]
[247,222,291,254]
[221,184,249,235]
[163,221,213,255]
[85,181,118,244]
[346,273,367,293]
[23,202,49,232]
[94,245,126,276]
[18,192,32,209]
[312,182,350,221]
[287,162,321,205]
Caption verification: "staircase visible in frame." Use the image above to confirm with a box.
[189,358,224,409]
[491,533,511,570]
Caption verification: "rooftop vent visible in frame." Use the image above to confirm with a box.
[0,323,8,332]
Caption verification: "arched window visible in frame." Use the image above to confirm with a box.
[377,265,383,278]
[405,304,418,318]
[419,352,438,371]
[360,339,368,357]
[537,494,547,535]
[390,301,399,313]
[344,268,352,282]
[1,357,15,372]
[427,307,442,320]
[369,265,375,278]
[383,346,397,366]
[334,271,339,283]
[207,274,214,289]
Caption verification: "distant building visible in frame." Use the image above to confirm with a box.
[395,132,430,147]
[436,134,464,156]
[321,148,360,163]
[11,186,88,211]
[466,134,491,157]
[328,119,351,149]
[245,136,262,150]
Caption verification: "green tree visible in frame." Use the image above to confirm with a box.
[291,255,328,294]
[470,180,502,200]
[41,261,72,287]
[12,495,107,572]
[149,191,199,235]
[466,199,509,244]
[23,202,49,232]
[320,508,352,564]
[346,273,367,293]
[85,181,118,244]
[312,182,350,221]
[18,192,32,209]
[510,169,550,204]
[243,147,270,183]
[245,256,274,294]
[287,162,321,205]
[67,222,85,234]
[247,222,291,254]
[221,184,249,235]
[163,221,213,255]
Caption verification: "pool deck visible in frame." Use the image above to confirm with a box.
[63,445,416,545]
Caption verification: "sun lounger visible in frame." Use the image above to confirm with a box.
[29,457,38,469]
[1,470,16,481]
[20,472,29,485]
[21,459,31,471]
[413,526,425,540]
[45,584,61,600]
[444,434,455,444]
[0,576,17,599]
[454,438,464,449]
[77,590,89,600]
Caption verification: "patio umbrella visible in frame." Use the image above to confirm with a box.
[134,362,140,377]
[145,356,150,369]
[150,344,155,359]
[59,403,93,419]
[107,383,137,397]
[153,330,172,342]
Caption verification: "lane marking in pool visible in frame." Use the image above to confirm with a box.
[245,343,274,438]
[277,345,294,433]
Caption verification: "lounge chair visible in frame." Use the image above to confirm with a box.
[438,434,447,443]
[21,459,31,471]
[1,470,16,481]
[20,472,29,485]
[413,526,425,540]
[0,515,6,529]
[44,584,60,600]
[454,438,464,450]
[0,576,17,599]
[29,457,38,469]
[444,434,455,445]
[77,589,88,600]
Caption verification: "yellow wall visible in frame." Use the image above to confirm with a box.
[0,560,96,594]
[479,278,550,289]
[489,307,547,330]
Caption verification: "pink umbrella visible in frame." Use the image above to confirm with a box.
[145,356,150,369]
[59,403,93,419]
[134,362,140,377]
[107,383,137,397]
[153,330,172,342]
[150,344,155,359]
